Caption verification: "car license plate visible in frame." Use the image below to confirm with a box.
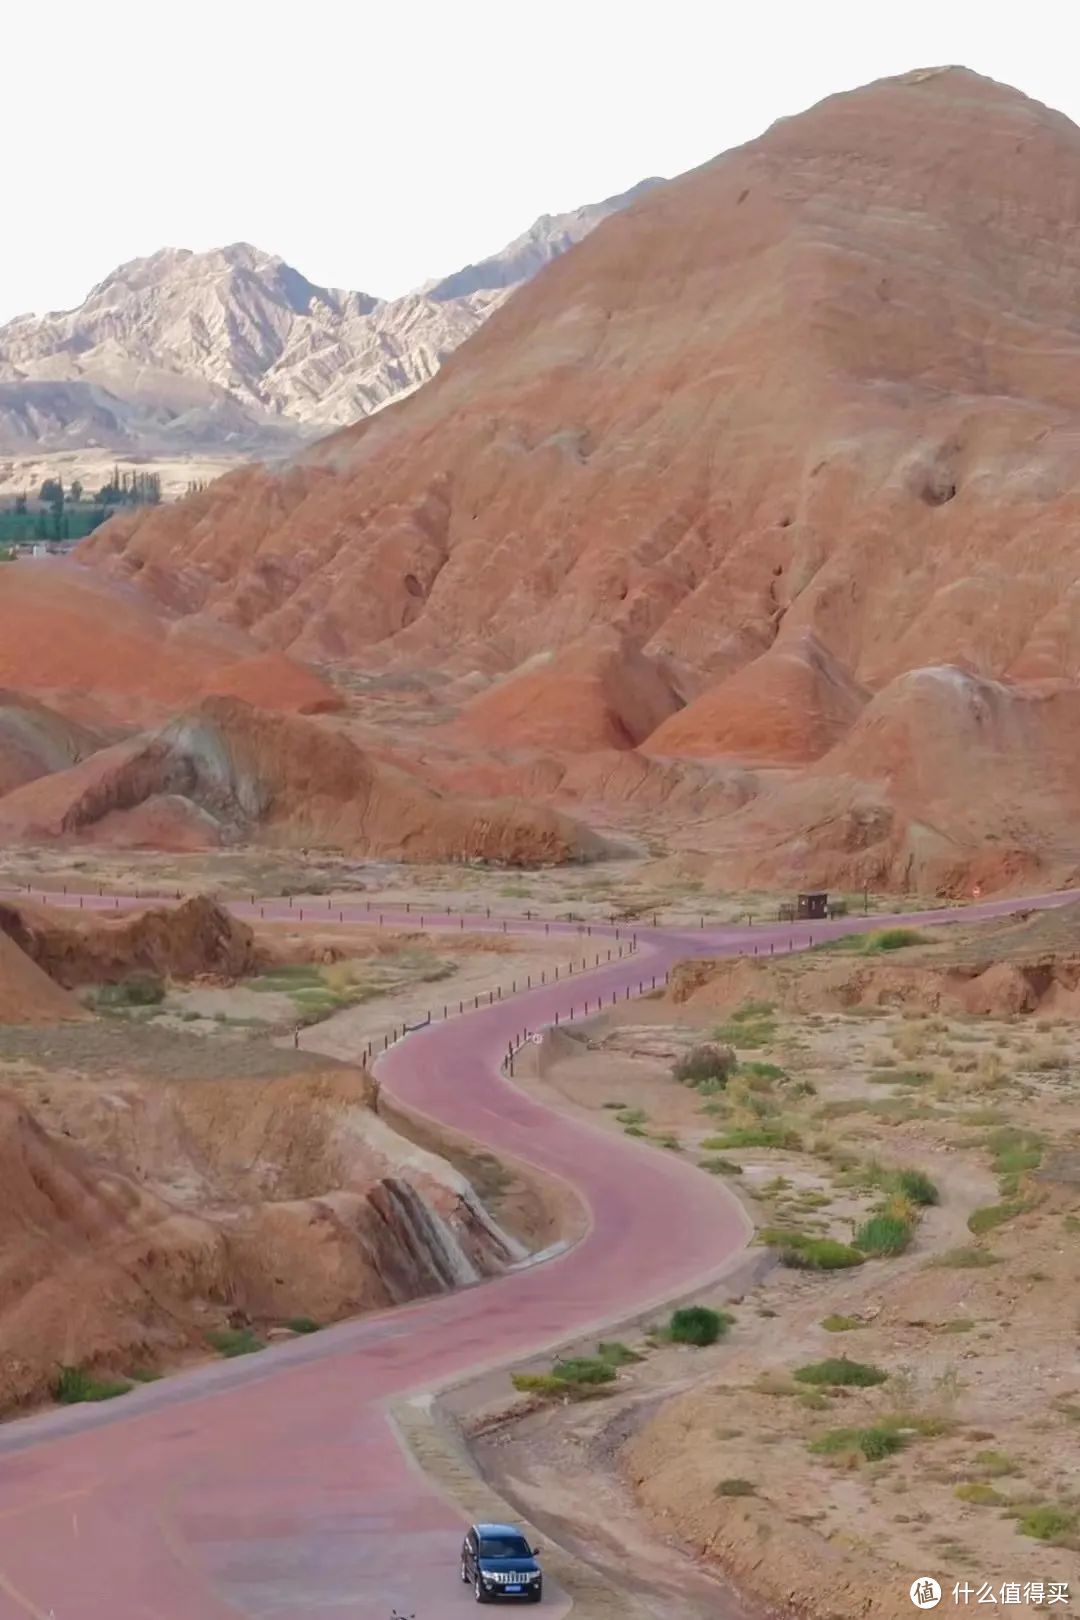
[506,1584,522,1593]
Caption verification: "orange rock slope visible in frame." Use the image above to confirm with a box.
[0,561,342,724]
[54,68,1080,889]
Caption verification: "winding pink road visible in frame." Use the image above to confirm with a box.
[0,884,1072,1619]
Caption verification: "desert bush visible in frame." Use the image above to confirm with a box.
[286,1317,321,1334]
[552,1356,617,1385]
[673,1043,736,1090]
[669,1306,733,1347]
[794,1356,887,1388]
[94,972,166,1008]
[821,1315,863,1333]
[700,1156,743,1175]
[809,1426,905,1461]
[894,1168,939,1204]
[955,1483,1003,1505]
[715,1478,756,1496]
[974,1449,1016,1477]
[855,1212,914,1256]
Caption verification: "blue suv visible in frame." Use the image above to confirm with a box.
[460,1522,543,1603]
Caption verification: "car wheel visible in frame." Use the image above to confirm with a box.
[461,1558,469,1583]
[529,1583,543,1603]
[474,1573,489,1603]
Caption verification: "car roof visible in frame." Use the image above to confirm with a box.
[474,1522,523,1537]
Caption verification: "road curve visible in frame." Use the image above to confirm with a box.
[0,885,1072,1619]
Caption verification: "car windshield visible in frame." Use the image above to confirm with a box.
[479,1535,531,1559]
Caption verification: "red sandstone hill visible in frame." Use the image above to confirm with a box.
[79,68,1080,692]
[55,68,1080,890]
[0,696,601,865]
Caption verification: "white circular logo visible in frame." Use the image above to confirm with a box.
[910,1579,941,1610]
[530,1033,543,1044]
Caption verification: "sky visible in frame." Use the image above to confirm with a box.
[6,0,1080,322]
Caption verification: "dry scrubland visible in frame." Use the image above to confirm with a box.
[477,915,1080,1620]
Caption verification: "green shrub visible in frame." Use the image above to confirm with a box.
[673,1043,736,1090]
[287,1317,321,1335]
[821,1315,863,1333]
[623,1124,647,1137]
[715,1478,756,1496]
[855,1213,914,1256]
[739,1061,786,1081]
[669,1306,733,1347]
[1019,1505,1077,1542]
[794,1357,887,1388]
[700,1156,743,1176]
[615,1108,647,1126]
[54,1366,132,1404]
[810,1426,904,1461]
[986,1128,1043,1185]
[206,1327,266,1358]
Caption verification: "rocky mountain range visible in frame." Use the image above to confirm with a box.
[0,181,660,457]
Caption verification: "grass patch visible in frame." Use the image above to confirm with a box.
[669,1306,733,1347]
[760,1230,865,1270]
[206,1327,266,1358]
[954,1482,1003,1506]
[714,1001,778,1048]
[702,1124,801,1151]
[929,1246,999,1269]
[1018,1505,1077,1543]
[552,1356,618,1385]
[615,1108,647,1126]
[974,1449,1016,1477]
[700,1156,743,1176]
[597,1340,644,1366]
[286,1317,321,1335]
[623,1124,647,1137]
[127,1366,163,1383]
[866,928,926,952]
[868,1070,931,1087]
[821,1315,863,1333]
[967,1200,1027,1235]
[854,1212,914,1257]
[53,1366,132,1404]
[795,1356,887,1388]
[715,1478,756,1497]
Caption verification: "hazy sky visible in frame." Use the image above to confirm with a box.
[6,0,1080,322]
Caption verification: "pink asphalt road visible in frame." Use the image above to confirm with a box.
[0,884,1074,1619]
